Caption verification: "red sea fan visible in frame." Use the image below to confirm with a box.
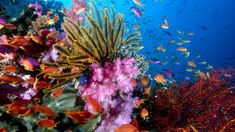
[152,69,235,131]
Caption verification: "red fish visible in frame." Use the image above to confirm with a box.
[32,104,56,118]
[140,108,149,119]
[115,124,138,132]
[7,107,30,115]
[85,96,103,114]
[66,110,93,124]
[36,119,59,129]
[0,75,24,84]
[4,100,31,109]
[51,88,64,98]
[3,65,17,72]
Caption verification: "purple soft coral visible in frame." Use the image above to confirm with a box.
[78,58,139,131]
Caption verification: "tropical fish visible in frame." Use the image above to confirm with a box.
[140,108,149,119]
[7,107,30,115]
[19,57,39,71]
[133,0,144,6]
[169,40,175,44]
[0,23,17,30]
[143,86,151,95]
[188,32,194,36]
[32,104,56,118]
[186,68,194,72]
[0,75,24,84]
[3,65,17,72]
[182,39,191,43]
[184,51,190,57]
[162,69,174,78]
[177,47,188,52]
[134,99,145,108]
[157,45,166,52]
[199,61,207,64]
[140,75,149,86]
[154,74,167,84]
[66,110,93,124]
[85,96,103,114]
[115,124,138,132]
[131,7,142,18]
[160,18,169,29]
[4,100,31,109]
[36,119,58,129]
[175,61,181,65]
[150,58,161,64]
[133,24,140,30]
[177,30,184,35]
[51,88,64,98]
[188,61,196,67]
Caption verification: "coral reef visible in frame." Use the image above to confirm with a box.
[43,1,142,87]
[134,69,235,131]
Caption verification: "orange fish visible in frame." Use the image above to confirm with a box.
[66,110,93,124]
[46,31,58,39]
[35,81,49,89]
[160,18,169,29]
[177,47,188,52]
[131,79,137,87]
[133,24,140,30]
[19,58,34,71]
[154,74,167,85]
[157,45,166,52]
[61,8,67,14]
[36,119,59,129]
[4,65,17,72]
[140,75,149,86]
[31,35,43,45]
[134,99,145,107]
[188,61,196,67]
[32,104,56,118]
[7,107,30,115]
[115,124,138,132]
[0,75,24,84]
[4,100,31,109]
[0,23,17,30]
[41,66,60,74]
[140,108,149,119]
[71,67,80,74]
[143,86,151,95]
[85,96,103,114]
[51,88,64,98]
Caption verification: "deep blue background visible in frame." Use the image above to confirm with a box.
[57,0,235,80]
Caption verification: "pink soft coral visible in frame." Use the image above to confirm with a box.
[78,58,139,131]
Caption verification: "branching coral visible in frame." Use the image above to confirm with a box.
[43,1,142,83]
[135,69,235,131]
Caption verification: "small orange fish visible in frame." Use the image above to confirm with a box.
[154,74,167,85]
[140,75,149,86]
[0,75,24,84]
[32,104,56,118]
[85,96,103,114]
[4,65,17,72]
[177,47,188,52]
[0,23,17,30]
[36,119,59,129]
[140,108,149,119]
[115,124,138,132]
[51,88,64,98]
[66,110,93,124]
[134,99,145,107]
[157,45,166,52]
[41,66,60,74]
[19,58,34,71]
[7,107,29,115]
[4,100,31,109]
[31,35,43,45]
[197,71,207,79]
[188,61,196,67]
[133,24,140,30]
[143,86,151,95]
[160,18,169,29]
[35,81,49,88]
[46,31,58,39]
